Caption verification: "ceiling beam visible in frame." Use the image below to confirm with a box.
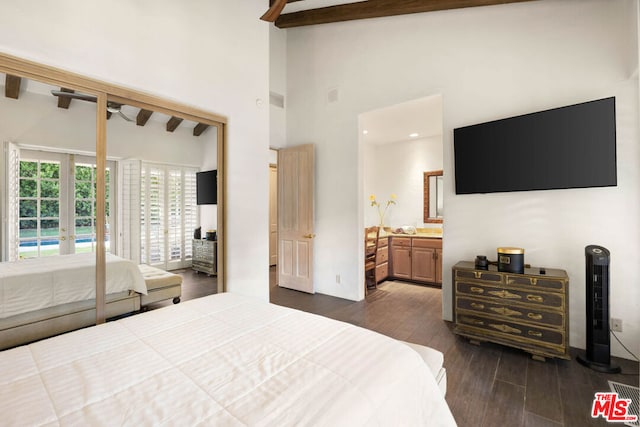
[136,109,153,126]
[166,116,183,132]
[57,88,75,109]
[275,0,537,28]
[193,123,210,137]
[5,74,21,99]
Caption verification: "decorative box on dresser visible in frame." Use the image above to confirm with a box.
[452,261,569,361]
[375,236,389,284]
[192,239,217,276]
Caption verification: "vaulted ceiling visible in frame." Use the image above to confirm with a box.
[266,0,537,28]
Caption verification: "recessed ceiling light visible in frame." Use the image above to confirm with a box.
[409,133,419,138]
[363,130,369,135]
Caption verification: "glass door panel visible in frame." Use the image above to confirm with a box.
[17,157,66,258]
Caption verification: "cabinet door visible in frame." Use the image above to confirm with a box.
[391,246,412,280]
[412,247,436,282]
[435,248,443,284]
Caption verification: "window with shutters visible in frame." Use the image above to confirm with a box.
[138,163,197,270]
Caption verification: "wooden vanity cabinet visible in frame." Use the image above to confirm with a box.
[390,236,442,285]
[390,237,412,280]
[375,237,389,283]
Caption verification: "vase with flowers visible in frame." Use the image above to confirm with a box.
[370,193,396,229]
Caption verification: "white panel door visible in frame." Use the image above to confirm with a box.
[278,144,314,293]
[269,164,278,266]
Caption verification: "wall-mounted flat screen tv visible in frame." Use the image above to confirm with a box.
[453,97,617,195]
[196,170,217,205]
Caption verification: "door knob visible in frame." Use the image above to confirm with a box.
[304,233,316,239]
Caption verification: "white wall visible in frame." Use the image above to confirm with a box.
[285,0,640,358]
[364,136,443,228]
[0,0,271,300]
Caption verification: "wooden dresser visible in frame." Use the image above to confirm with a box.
[452,261,569,361]
[192,239,217,276]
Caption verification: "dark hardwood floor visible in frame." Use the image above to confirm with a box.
[173,267,639,427]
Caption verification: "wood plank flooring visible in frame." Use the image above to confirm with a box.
[175,268,639,427]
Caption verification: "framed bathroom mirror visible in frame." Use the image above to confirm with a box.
[424,170,443,223]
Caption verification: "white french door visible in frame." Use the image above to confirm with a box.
[15,150,114,260]
[140,163,197,270]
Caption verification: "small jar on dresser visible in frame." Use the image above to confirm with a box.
[452,261,569,361]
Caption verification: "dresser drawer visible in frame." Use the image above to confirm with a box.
[455,269,503,283]
[456,314,566,348]
[456,281,564,309]
[378,237,388,248]
[456,297,564,328]
[506,275,565,291]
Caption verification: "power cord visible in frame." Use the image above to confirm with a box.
[610,329,639,375]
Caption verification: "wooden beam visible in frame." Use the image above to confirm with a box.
[5,74,21,99]
[136,109,153,126]
[275,0,537,28]
[193,123,210,136]
[57,88,75,109]
[166,116,183,132]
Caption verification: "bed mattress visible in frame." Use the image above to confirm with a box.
[0,253,146,319]
[0,292,456,426]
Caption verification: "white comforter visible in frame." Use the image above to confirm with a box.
[0,253,147,319]
[0,293,456,426]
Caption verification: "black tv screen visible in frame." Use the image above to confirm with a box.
[196,170,217,205]
[454,97,617,195]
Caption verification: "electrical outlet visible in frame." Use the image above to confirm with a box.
[336,274,341,284]
[611,318,622,332]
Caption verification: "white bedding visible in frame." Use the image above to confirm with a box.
[0,292,456,426]
[0,253,147,319]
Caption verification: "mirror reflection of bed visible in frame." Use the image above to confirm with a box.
[0,71,220,349]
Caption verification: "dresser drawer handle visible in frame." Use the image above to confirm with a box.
[527,313,543,320]
[490,307,522,317]
[530,278,538,285]
[489,324,522,334]
[474,271,482,279]
[470,302,485,309]
[489,290,521,299]
[528,331,543,337]
[461,317,484,326]
[470,287,485,294]
[527,295,544,303]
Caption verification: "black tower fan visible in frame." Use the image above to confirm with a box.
[576,245,620,373]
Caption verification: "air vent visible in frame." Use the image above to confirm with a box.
[608,381,639,427]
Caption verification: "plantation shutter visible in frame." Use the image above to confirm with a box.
[2,142,20,262]
[167,169,182,266]
[118,159,141,262]
[142,164,165,266]
[183,169,197,260]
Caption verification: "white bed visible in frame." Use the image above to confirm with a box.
[0,292,456,426]
[0,253,147,319]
